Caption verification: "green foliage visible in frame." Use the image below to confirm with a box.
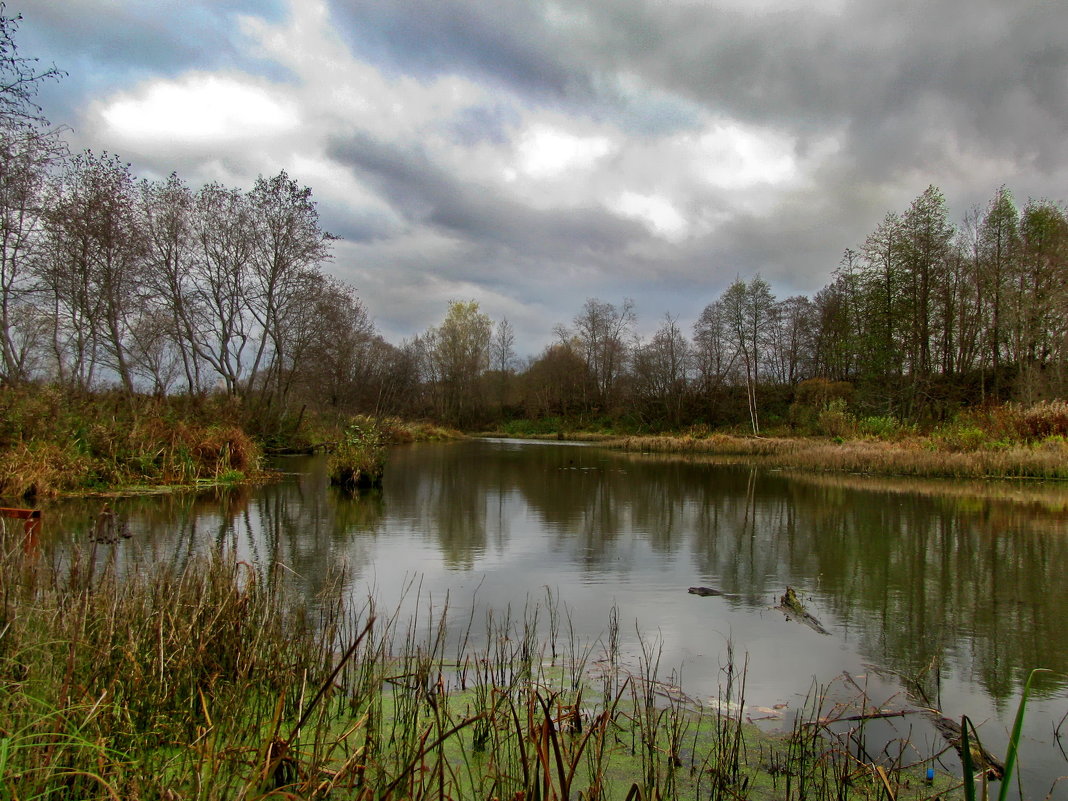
[328,417,386,490]
[934,424,990,452]
[857,415,913,439]
[816,398,857,438]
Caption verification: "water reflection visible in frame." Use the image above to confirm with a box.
[39,440,1068,705]
[34,439,1068,798]
[380,441,1068,704]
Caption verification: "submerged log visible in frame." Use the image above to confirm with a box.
[927,712,1005,780]
[775,587,831,635]
[687,586,739,598]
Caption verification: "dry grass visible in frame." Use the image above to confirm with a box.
[601,433,1068,480]
[0,440,94,497]
[0,385,263,500]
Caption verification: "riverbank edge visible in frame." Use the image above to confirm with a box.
[475,430,1068,480]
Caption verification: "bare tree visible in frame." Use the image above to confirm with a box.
[721,277,776,434]
[0,124,59,383]
[139,173,203,393]
[245,171,334,401]
[188,183,255,395]
[692,299,737,402]
[632,314,690,426]
[0,7,64,383]
[566,297,635,412]
[41,151,145,392]
[278,273,375,409]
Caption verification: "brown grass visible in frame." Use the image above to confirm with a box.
[0,385,264,500]
[601,433,1068,480]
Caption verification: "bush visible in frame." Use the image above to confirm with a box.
[329,418,386,490]
[816,398,857,438]
[934,425,989,452]
[857,415,914,440]
[1013,400,1068,440]
[957,401,1068,444]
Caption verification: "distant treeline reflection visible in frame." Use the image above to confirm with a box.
[42,442,1068,701]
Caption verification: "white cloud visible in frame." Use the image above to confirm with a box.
[97,73,299,144]
[612,191,689,240]
[693,122,798,190]
[514,124,614,180]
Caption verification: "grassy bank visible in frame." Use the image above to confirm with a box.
[484,401,1068,480]
[0,384,465,501]
[599,433,1068,480]
[0,530,958,800]
[0,386,262,500]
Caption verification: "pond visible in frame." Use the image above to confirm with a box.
[34,438,1068,799]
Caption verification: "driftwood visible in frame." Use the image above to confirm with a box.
[863,663,1006,780]
[775,587,831,635]
[926,711,1005,780]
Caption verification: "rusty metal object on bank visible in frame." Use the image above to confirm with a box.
[1,507,42,551]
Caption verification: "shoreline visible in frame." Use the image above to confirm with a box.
[478,431,1068,481]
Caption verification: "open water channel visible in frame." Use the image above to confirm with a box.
[37,438,1068,799]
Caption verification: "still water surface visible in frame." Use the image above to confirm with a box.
[41,438,1068,798]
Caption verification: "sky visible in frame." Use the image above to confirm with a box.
[18,0,1068,353]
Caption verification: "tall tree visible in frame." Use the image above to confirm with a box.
[0,7,64,384]
[1016,200,1068,399]
[565,297,635,412]
[897,186,954,383]
[423,300,493,426]
[139,173,202,393]
[692,298,736,418]
[632,314,690,427]
[41,151,145,393]
[859,212,904,408]
[721,276,776,434]
[188,183,255,395]
[978,186,1019,395]
[246,171,334,401]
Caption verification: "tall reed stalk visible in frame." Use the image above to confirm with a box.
[0,519,991,800]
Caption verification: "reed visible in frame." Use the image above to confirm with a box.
[0,522,980,800]
[328,418,387,490]
[603,432,1068,480]
[0,385,263,499]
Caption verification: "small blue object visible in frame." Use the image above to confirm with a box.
[926,768,935,782]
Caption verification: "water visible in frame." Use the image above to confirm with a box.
[33,438,1068,798]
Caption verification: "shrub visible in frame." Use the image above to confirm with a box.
[817,398,857,438]
[1013,400,1068,440]
[329,418,386,490]
[935,425,989,452]
[858,415,914,440]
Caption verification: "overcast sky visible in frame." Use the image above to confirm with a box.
[19,0,1068,353]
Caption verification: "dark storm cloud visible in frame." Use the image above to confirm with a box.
[576,0,1068,180]
[329,0,1067,188]
[326,0,591,102]
[445,103,522,147]
[328,132,644,264]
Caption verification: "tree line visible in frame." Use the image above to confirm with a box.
[2,9,1066,432]
[411,183,1068,431]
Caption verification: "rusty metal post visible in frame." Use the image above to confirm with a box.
[1,507,42,551]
